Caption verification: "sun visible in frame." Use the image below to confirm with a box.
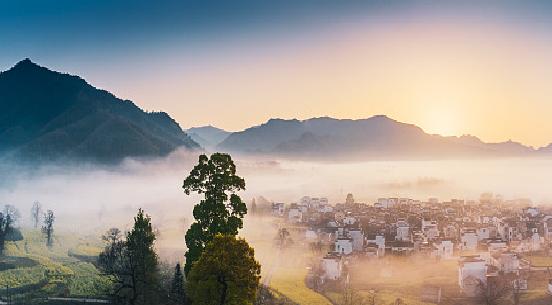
[421,105,461,137]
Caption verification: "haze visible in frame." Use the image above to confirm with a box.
[3,152,552,238]
[2,1,552,146]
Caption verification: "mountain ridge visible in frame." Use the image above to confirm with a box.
[186,125,230,151]
[0,59,200,163]
[217,115,548,159]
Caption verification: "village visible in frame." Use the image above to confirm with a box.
[269,193,552,304]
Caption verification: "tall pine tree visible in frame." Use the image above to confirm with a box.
[182,153,247,275]
[98,209,160,305]
[170,263,186,304]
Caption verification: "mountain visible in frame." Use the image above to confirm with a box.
[217,115,539,159]
[538,143,552,153]
[186,126,230,151]
[0,59,199,163]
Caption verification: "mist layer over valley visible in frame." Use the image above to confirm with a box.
[2,151,552,255]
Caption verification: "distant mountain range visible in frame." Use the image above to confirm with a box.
[0,59,199,163]
[3,59,550,164]
[216,116,552,159]
[186,126,230,151]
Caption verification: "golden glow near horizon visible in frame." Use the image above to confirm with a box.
[109,18,552,147]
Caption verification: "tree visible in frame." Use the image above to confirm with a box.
[170,263,186,304]
[187,234,261,305]
[476,276,513,305]
[250,198,257,215]
[103,228,122,246]
[338,287,367,305]
[31,201,42,228]
[345,193,355,205]
[98,209,161,305]
[275,228,292,248]
[182,153,247,274]
[42,209,55,248]
[255,285,297,305]
[0,205,19,255]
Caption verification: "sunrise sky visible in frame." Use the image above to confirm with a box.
[2,1,552,147]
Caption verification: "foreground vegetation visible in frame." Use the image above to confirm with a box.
[0,229,110,302]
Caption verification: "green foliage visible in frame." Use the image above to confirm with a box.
[98,209,161,305]
[170,263,186,304]
[0,204,20,255]
[187,234,261,305]
[183,153,247,274]
[0,59,199,164]
[6,227,24,241]
[0,229,110,298]
[42,209,55,248]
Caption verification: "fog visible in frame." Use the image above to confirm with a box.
[2,150,552,259]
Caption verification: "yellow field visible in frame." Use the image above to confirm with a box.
[242,216,332,305]
[270,266,332,305]
[525,255,552,267]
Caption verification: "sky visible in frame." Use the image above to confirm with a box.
[1,1,552,147]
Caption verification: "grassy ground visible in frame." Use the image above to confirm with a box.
[329,255,552,305]
[270,266,332,305]
[524,255,552,267]
[0,229,109,300]
[242,216,332,305]
[327,256,461,305]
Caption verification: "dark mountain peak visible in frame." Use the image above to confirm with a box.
[371,114,392,120]
[15,57,35,66]
[4,58,42,73]
[14,58,37,67]
[2,58,89,92]
[0,59,199,163]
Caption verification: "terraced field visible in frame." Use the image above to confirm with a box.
[0,229,110,302]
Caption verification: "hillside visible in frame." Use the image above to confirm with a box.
[217,115,540,159]
[0,59,199,163]
[186,125,230,151]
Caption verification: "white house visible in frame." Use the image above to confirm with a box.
[460,229,478,251]
[422,220,439,240]
[288,204,302,223]
[396,219,410,241]
[310,198,321,209]
[525,207,539,218]
[349,228,364,252]
[458,257,487,296]
[272,203,285,217]
[493,252,520,274]
[477,226,493,241]
[530,228,542,251]
[487,239,507,252]
[319,205,334,213]
[335,237,353,255]
[375,198,398,209]
[343,216,356,225]
[366,235,386,256]
[321,253,343,281]
[433,240,454,259]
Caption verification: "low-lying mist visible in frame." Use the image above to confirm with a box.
[2,149,552,260]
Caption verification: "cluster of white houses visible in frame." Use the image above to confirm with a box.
[273,194,552,296]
